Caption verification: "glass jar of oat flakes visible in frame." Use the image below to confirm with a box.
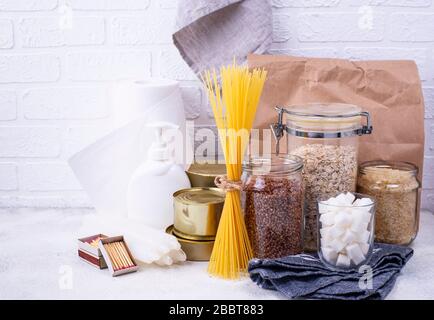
[357,161,420,245]
[271,103,373,251]
[242,154,304,259]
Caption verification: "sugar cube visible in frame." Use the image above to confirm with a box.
[358,230,371,243]
[350,218,369,234]
[329,225,346,239]
[318,202,329,214]
[330,238,346,252]
[334,212,353,228]
[357,209,372,222]
[351,206,372,218]
[346,243,366,265]
[321,247,338,264]
[357,197,373,206]
[345,192,356,204]
[362,210,372,222]
[326,196,339,206]
[320,226,333,243]
[334,193,350,205]
[320,226,331,236]
[359,242,370,255]
[342,230,357,246]
[319,212,335,226]
[336,254,351,267]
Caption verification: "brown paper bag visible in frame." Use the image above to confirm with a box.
[248,54,425,183]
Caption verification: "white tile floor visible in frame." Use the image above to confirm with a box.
[1,209,433,299]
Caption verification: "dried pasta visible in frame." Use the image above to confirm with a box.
[202,62,267,279]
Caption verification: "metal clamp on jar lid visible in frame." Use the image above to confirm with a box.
[271,103,373,154]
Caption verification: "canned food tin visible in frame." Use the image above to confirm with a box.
[186,163,226,188]
[173,187,225,240]
[166,225,214,261]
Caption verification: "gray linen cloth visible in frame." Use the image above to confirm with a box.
[248,243,413,300]
[173,0,272,76]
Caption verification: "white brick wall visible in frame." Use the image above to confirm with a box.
[19,17,105,47]
[0,0,432,210]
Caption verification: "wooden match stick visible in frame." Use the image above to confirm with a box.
[107,243,122,270]
[113,242,129,268]
[116,241,131,266]
[122,243,135,267]
[114,242,131,267]
[109,243,125,269]
[119,241,135,266]
[118,242,134,267]
[106,244,119,270]
[104,244,120,270]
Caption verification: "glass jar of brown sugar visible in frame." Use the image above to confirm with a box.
[242,154,304,259]
[357,161,420,245]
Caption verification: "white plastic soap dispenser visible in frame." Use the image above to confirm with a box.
[127,121,191,229]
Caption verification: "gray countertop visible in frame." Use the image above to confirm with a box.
[1,209,433,300]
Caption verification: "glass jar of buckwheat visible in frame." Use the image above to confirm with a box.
[242,154,304,259]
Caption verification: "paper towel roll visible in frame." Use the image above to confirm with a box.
[69,79,193,217]
[111,79,182,129]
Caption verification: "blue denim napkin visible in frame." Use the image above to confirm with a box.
[248,243,413,300]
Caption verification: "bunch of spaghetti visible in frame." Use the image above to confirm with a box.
[202,63,267,279]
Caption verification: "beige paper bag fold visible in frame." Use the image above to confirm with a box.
[248,54,425,184]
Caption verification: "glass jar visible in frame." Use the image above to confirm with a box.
[317,192,375,270]
[242,154,304,259]
[272,103,373,251]
[357,161,420,245]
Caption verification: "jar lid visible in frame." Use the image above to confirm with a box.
[359,161,419,182]
[358,161,420,192]
[186,163,226,177]
[173,187,225,205]
[275,103,372,138]
[243,154,303,175]
[287,103,361,117]
[360,160,418,173]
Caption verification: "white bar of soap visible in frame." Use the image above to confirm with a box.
[346,243,366,265]
[336,254,351,267]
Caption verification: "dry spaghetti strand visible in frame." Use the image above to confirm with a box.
[202,62,267,279]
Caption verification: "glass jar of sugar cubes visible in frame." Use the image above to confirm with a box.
[317,192,376,270]
[357,161,420,245]
[271,104,373,251]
